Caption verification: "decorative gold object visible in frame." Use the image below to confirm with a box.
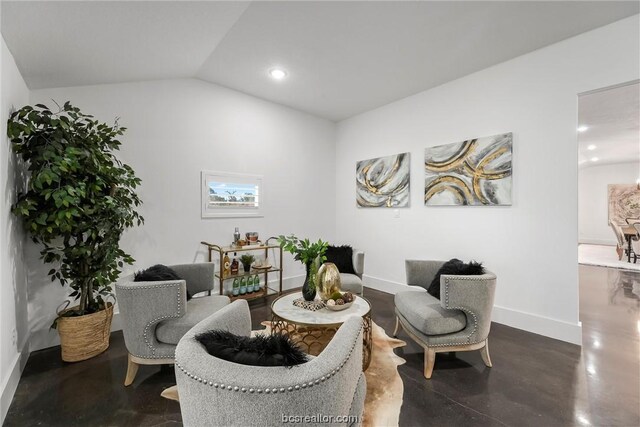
[316,262,341,300]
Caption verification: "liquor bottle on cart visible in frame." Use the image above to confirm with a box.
[223,253,231,277]
[230,253,239,275]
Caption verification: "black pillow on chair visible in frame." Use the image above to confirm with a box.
[324,245,356,275]
[134,264,192,300]
[195,330,308,367]
[427,259,485,300]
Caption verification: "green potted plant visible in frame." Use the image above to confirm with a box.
[277,234,328,301]
[239,254,255,272]
[8,101,143,362]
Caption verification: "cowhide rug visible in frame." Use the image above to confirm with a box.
[161,321,406,427]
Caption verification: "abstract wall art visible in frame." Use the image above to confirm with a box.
[424,133,513,206]
[356,152,410,207]
[608,184,640,225]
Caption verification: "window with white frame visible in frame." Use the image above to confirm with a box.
[201,171,263,218]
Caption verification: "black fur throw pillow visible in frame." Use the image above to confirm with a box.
[427,259,485,300]
[195,330,308,367]
[324,245,356,275]
[134,264,192,300]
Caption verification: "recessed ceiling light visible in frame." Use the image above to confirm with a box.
[269,68,287,80]
[590,157,599,162]
[587,144,596,151]
[577,125,589,133]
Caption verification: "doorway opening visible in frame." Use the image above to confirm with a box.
[576,80,639,426]
[578,81,640,269]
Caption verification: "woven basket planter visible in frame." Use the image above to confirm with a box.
[57,302,114,362]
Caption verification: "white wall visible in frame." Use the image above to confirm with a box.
[9,13,640,357]
[28,79,336,350]
[0,37,30,423]
[579,161,640,245]
[335,16,640,345]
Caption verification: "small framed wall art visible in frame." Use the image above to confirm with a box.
[356,152,410,208]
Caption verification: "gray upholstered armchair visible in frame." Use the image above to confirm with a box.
[175,300,366,427]
[393,260,496,379]
[115,263,229,386]
[340,249,365,295]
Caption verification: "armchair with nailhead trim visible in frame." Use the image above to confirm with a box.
[339,249,365,296]
[115,263,229,386]
[393,260,496,379]
[175,300,366,427]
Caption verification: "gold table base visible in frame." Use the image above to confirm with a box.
[270,312,372,371]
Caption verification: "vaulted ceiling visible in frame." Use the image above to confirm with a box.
[2,1,639,121]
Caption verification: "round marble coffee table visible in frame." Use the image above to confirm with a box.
[270,291,372,370]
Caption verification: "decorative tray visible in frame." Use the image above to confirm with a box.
[324,292,356,311]
[325,302,353,311]
[293,298,325,311]
[252,264,272,270]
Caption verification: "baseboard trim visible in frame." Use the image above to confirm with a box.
[277,274,305,292]
[363,274,582,346]
[363,275,408,295]
[491,305,582,345]
[579,238,616,246]
[1,338,30,424]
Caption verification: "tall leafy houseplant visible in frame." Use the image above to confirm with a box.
[278,234,328,301]
[8,102,143,361]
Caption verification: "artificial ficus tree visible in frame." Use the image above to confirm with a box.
[8,101,143,318]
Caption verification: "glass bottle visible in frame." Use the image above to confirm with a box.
[223,253,231,278]
[254,274,261,292]
[239,277,247,295]
[233,227,241,245]
[248,275,254,292]
[230,253,239,275]
[232,278,239,296]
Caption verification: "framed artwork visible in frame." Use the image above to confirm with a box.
[201,171,263,218]
[608,184,640,225]
[356,152,410,207]
[424,132,512,206]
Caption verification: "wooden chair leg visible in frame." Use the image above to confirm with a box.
[616,245,623,260]
[392,316,400,337]
[124,354,139,386]
[480,340,492,368]
[424,347,436,379]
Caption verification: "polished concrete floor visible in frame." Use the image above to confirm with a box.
[4,265,639,426]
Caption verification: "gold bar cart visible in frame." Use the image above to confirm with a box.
[200,237,283,301]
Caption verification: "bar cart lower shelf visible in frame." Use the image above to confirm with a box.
[227,286,280,302]
[201,237,283,301]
